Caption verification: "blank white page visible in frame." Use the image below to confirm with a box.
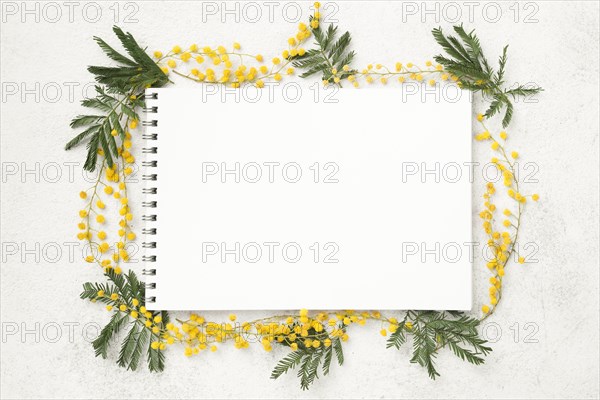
[144,86,472,311]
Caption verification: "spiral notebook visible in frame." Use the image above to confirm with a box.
[142,86,472,311]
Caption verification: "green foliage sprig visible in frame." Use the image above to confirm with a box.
[81,270,169,372]
[65,26,168,171]
[293,17,357,85]
[433,24,542,127]
[386,311,491,379]
[271,325,345,390]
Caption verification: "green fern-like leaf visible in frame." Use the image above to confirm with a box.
[117,321,140,369]
[93,36,137,66]
[128,323,150,371]
[321,344,333,376]
[147,310,169,373]
[66,26,168,171]
[301,349,322,390]
[82,270,169,373]
[92,312,129,358]
[332,337,344,365]
[294,17,357,84]
[271,350,306,380]
[432,25,542,127]
[389,311,491,380]
[386,322,407,350]
[271,323,346,390]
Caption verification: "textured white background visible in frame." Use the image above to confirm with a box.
[1,1,599,399]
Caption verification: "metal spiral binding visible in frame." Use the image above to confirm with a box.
[143,92,158,304]
[142,268,156,275]
[144,92,158,100]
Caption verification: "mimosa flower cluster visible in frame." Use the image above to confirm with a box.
[339,60,455,88]
[474,114,539,317]
[154,4,323,87]
[77,120,140,274]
